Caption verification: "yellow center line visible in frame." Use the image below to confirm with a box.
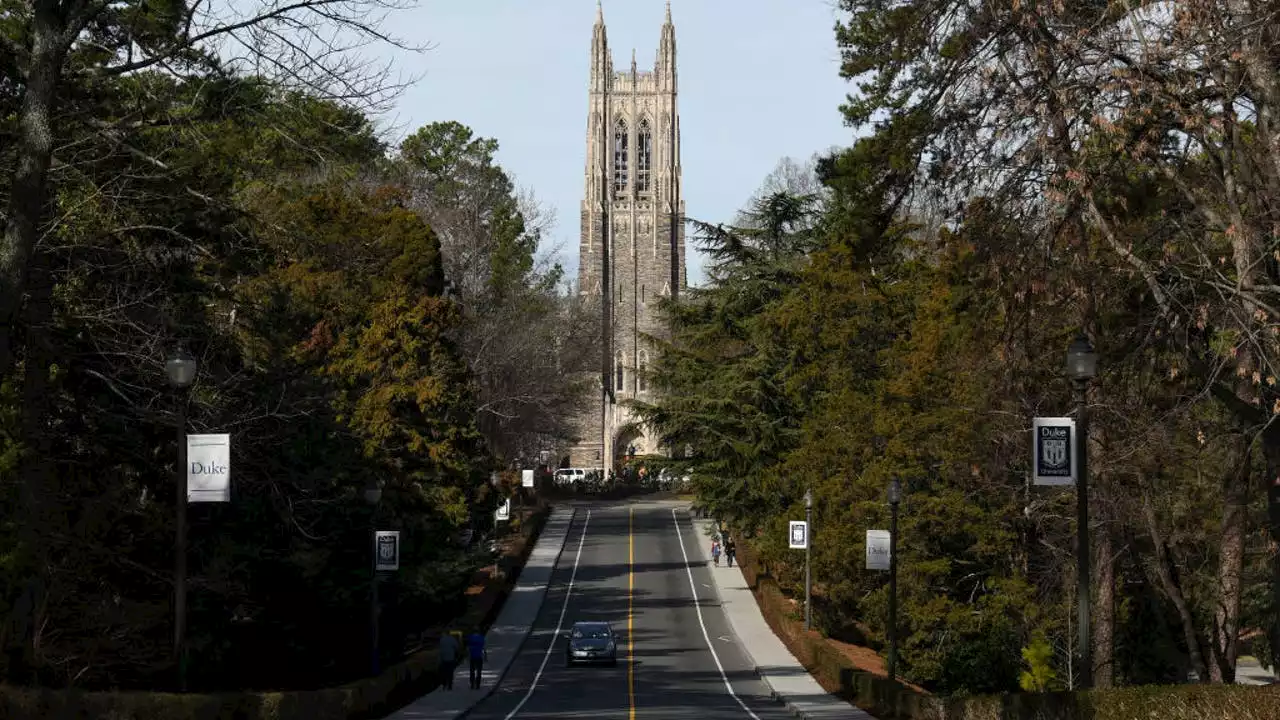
[628,505,636,720]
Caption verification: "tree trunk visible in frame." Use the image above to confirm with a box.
[1140,489,1210,682]
[1207,436,1250,683]
[1093,525,1115,688]
[5,251,58,682]
[1262,431,1280,673]
[0,1,67,378]
[0,2,70,680]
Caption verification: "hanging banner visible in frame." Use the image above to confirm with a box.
[1032,417,1076,486]
[375,530,400,571]
[495,498,511,522]
[187,433,231,503]
[866,529,891,571]
[789,520,809,549]
[522,469,535,488]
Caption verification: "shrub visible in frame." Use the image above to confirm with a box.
[1019,632,1058,693]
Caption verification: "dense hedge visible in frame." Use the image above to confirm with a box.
[733,532,1280,720]
[541,483,676,502]
[928,684,1280,720]
[0,505,552,720]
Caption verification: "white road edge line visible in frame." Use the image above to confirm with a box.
[504,509,591,720]
[671,508,763,720]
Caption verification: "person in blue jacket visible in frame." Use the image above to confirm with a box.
[466,627,488,689]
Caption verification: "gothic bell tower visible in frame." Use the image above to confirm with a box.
[569,0,686,473]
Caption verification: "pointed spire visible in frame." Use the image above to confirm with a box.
[657,0,677,90]
[590,0,609,91]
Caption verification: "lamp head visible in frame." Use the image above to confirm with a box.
[1066,334,1098,381]
[165,346,198,388]
[888,479,902,506]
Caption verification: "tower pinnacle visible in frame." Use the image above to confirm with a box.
[657,0,677,89]
[596,0,603,25]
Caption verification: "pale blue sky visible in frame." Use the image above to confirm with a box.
[378,1,855,286]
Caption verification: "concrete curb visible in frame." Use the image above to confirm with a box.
[455,506,576,719]
[691,516,870,720]
[388,506,576,720]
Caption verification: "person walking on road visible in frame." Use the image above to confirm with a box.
[724,537,737,568]
[466,628,488,689]
[437,628,460,689]
[711,538,721,566]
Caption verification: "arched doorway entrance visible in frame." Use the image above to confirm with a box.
[612,423,646,477]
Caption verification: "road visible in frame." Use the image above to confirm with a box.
[465,500,793,720]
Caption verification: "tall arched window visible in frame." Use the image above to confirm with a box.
[615,351,625,391]
[613,118,629,193]
[638,351,648,393]
[636,118,652,193]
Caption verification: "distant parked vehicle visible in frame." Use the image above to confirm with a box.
[554,468,587,485]
[564,621,617,667]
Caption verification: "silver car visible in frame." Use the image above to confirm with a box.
[564,621,618,667]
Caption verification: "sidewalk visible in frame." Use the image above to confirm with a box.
[1237,656,1278,686]
[388,506,576,720]
[694,518,876,720]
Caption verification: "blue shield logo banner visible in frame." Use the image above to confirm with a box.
[375,531,400,571]
[1032,418,1076,486]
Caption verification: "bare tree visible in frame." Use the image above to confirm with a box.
[391,122,602,461]
[734,152,834,230]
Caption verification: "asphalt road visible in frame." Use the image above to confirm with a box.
[466,501,792,720]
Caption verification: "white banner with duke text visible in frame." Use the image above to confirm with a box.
[866,529,891,571]
[187,433,231,503]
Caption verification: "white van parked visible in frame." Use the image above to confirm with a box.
[554,468,587,485]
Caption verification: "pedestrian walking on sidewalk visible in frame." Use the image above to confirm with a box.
[711,539,721,566]
[724,538,737,568]
[437,628,460,689]
[466,628,488,689]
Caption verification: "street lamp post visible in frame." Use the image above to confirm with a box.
[516,455,526,526]
[165,346,198,691]
[489,471,501,575]
[804,488,813,631]
[887,479,902,682]
[364,480,383,676]
[1066,334,1098,689]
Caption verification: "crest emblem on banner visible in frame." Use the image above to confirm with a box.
[1032,417,1076,486]
[1042,436,1067,469]
[374,531,400,571]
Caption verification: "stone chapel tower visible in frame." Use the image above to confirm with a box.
[568,1,686,473]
